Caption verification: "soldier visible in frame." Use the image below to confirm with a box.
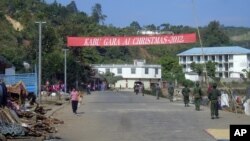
[182,83,191,107]
[168,82,174,102]
[193,82,203,111]
[134,84,139,95]
[208,83,221,119]
[155,83,160,100]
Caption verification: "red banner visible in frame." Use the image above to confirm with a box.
[67,33,196,47]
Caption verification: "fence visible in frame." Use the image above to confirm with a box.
[0,73,37,95]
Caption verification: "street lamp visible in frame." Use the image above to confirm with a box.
[35,21,46,103]
[75,60,81,90]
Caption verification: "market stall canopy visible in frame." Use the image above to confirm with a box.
[7,81,28,95]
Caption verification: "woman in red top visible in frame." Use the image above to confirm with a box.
[70,88,79,114]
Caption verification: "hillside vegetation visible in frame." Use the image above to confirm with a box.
[0,0,249,87]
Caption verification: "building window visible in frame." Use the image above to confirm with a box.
[229,55,233,60]
[205,56,208,61]
[212,56,215,61]
[197,56,200,62]
[145,68,149,74]
[229,63,233,68]
[219,55,222,62]
[224,72,228,78]
[219,73,223,77]
[155,68,158,75]
[131,68,136,74]
[190,56,193,61]
[183,56,186,62]
[224,64,228,71]
[106,68,110,73]
[248,54,250,61]
[117,68,122,74]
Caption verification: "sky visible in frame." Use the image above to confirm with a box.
[45,0,250,28]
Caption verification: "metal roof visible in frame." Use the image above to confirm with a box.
[177,46,250,56]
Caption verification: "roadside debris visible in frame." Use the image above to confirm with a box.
[0,81,64,140]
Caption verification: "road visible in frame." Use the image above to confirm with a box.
[53,90,250,141]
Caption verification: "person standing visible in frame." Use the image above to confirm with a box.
[168,82,174,102]
[182,83,191,107]
[244,83,250,103]
[134,84,139,95]
[87,83,91,95]
[208,83,221,119]
[70,88,79,114]
[193,82,203,111]
[142,84,145,96]
[155,83,160,100]
[1,80,8,107]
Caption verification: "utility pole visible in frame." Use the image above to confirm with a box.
[63,47,68,93]
[191,0,208,86]
[35,21,46,103]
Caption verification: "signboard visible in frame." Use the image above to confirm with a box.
[67,33,196,47]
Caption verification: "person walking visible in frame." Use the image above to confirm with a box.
[134,84,139,95]
[70,88,79,114]
[208,83,221,119]
[168,82,174,102]
[182,83,191,107]
[155,83,160,100]
[193,82,203,111]
[87,84,91,95]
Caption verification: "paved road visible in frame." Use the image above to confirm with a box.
[53,91,250,141]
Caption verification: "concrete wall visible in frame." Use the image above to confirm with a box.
[96,67,161,79]
[115,79,156,89]
[185,73,199,81]
[230,54,247,78]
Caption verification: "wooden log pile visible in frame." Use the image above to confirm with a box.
[0,104,64,139]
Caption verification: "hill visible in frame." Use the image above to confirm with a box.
[0,0,249,85]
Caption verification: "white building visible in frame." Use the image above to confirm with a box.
[91,60,161,89]
[177,46,250,81]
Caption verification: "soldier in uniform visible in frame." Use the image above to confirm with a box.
[193,82,203,111]
[155,83,160,100]
[182,83,191,107]
[208,83,221,119]
[168,82,174,102]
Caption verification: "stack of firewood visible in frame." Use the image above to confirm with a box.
[0,105,64,139]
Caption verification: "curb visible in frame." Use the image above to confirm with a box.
[46,103,66,117]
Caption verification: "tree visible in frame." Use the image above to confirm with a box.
[91,3,106,24]
[190,62,204,81]
[202,21,231,46]
[159,55,185,83]
[100,72,123,88]
[190,62,203,76]
[159,23,171,31]
[66,1,78,13]
[190,61,217,82]
[206,61,217,78]
[129,21,141,31]
[242,69,250,81]
[143,24,157,31]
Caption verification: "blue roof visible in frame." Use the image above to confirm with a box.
[177,46,250,56]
